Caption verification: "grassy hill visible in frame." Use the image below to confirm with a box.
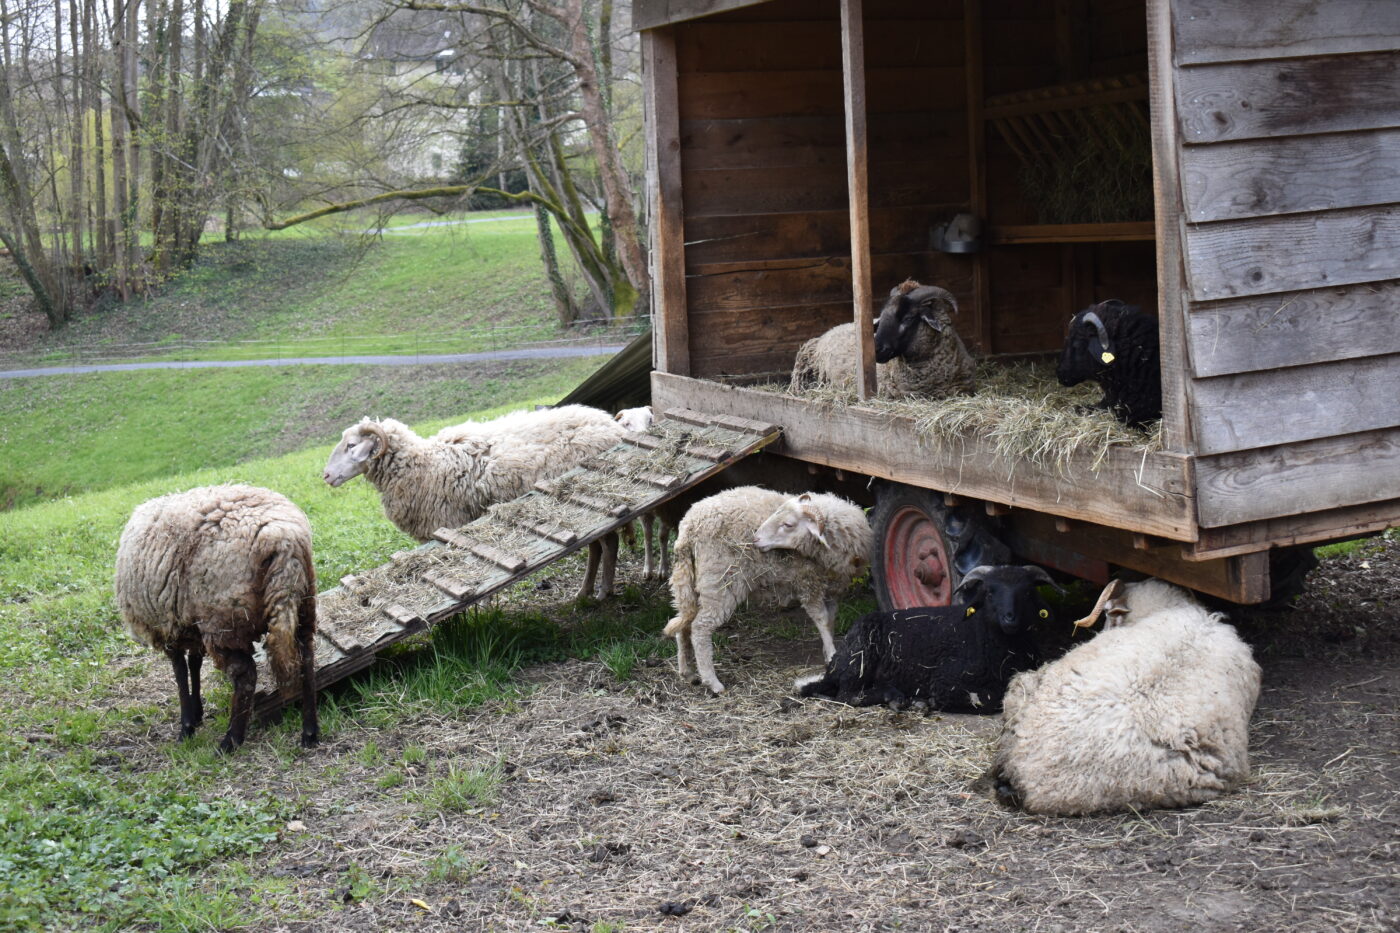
[0,355,605,511]
[2,209,629,365]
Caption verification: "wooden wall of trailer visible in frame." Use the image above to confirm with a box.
[1170,0,1400,536]
[677,0,985,378]
[980,0,1157,357]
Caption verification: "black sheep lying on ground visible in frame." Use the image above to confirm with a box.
[1056,298,1161,428]
[794,565,1057,713]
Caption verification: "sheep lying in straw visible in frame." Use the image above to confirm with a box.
[323,405,627,599]
[664,487,872,694]
[790,279,976,400]
[796,565,1057,712]
[992,579,1261,815]
[114,485,318,753]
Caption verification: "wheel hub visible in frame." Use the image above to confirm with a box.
[883,505,954,608]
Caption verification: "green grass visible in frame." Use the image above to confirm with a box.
[0,354,605,510]
[19,209,624,364]
[0,381,672,929]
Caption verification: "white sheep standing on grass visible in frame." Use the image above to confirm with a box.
[664,487,873,694]
[114,484,319,753]
[323,405,627,599]
[992,579,1261,815]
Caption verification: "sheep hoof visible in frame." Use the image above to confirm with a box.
[217,734,243,756]
[706,683,726,696]
[178,724,198,741]
[300,731,320,749]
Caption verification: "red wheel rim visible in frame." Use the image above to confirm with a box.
[883,505,953,609]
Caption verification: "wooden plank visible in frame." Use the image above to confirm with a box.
[526,523,579,546]
[1191,353,1400,456]
[643,27,690,376]
[965,0,991,355]
[680,112,965,171]
[1006,511,1270,603]
[1184,205,1400,302]
[1176,51,1400,145]
[1195,426,1400,528]
[379,604,421,627]
[422,569,474,600]
[1181,127,1400,223]
[1173,0,1400,66]
[652,372,1197,540]
[677,67,966,121]
[1147,0,1192,453]
[1186,281,1400,378]
[634,0,772,30]
[432,527,473,549]
[987,222,1155,244]
[682,157,966,216]
[840,0,875,400]
[1188,497,1400,560]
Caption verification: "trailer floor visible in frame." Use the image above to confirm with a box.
[105,540,1398,932]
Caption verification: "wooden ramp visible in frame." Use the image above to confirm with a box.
[252,409,781,720]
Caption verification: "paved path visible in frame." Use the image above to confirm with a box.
[0,344,627,379]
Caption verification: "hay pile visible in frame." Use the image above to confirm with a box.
[763,360,1162,474]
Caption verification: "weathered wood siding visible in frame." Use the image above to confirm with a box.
[1173,0,1400,528]
[677,0,983,377]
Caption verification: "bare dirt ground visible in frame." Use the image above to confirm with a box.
[109,539,1398,932]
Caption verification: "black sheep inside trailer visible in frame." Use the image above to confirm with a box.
[635,0,1400,604]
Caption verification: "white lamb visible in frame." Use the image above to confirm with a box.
[323,404,627,598]
[992,579,1261,815]
[663,487,872,694]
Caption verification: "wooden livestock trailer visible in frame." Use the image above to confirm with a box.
[635,0,1400,604]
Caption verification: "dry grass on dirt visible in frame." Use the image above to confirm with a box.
[104,540,1398,933]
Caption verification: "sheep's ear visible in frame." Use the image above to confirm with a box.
[348,438,378,463]
[920,313,948,333]
[798,503,829,547]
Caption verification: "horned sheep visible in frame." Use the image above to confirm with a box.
[1056,298,1162,428]
[992,579,1261,815]
[790,279,976,400]
[323,405,627,599]
[664,487,873,694]
[114,484,319,753]
[795,565,1057,712]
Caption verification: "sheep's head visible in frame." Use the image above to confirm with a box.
[874,282,959,363]
[753,493,826,552]
[323,419,392,487]
[1055,299,1136,387]
[614,406,654,433]
[952,564,1059,635]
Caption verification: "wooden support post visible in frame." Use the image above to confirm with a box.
[964,0,992,354]
[840,0,876,400]
[944,493,964,508]
[986,501,1011,517]
[1132,533,1151,550]
[1054,517,1073,533]
[642,27,689,376]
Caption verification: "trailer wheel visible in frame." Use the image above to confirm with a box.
[872,485,959,611]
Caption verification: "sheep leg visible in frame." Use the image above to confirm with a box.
[577,542,601,602]
[167,648,200,740]
[594,532,619,598]
[801,597,840,662]
[641,516,657,579]
[671,619,693,678]
[187,647,205,729]
[218,650,257,755]
[659,523,672,579]
[298,626,319,749]
[689,598,736,695]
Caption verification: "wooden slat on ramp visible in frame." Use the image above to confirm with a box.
[252,409,781,721]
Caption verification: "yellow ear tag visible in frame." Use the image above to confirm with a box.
[965,606,975,616]
[1100,351,1115,364]
[1038,609,1049,619]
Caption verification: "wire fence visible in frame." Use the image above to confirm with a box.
[0,317,649,374]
